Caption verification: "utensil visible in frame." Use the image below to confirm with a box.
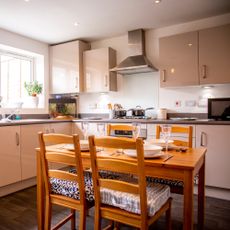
[163,154,173,162]
[113,109,127,118]
[130,106,154,117]
[82,121,89,140]
[161,124,172,152]
[97,123,105,136]
[132,122,141,139]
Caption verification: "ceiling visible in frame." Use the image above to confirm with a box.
[0,0,230,44]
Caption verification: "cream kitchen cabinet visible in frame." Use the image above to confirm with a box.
[159,24,230,87]
[195,125,230,189]
[50,40,90,94]
[0,126,21,187]
[20,124,49,180]
[159,31,199,87]
[20,122,72,180]
[83,47,117,92]
[199,24,230,85]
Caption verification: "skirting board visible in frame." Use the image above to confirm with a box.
[194,185,230,201]
[0,177,36,197]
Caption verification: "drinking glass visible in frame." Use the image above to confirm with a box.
[97,123,105,136]
[82,121,89,140]
[161,124,171,152]
[132,123,141,139]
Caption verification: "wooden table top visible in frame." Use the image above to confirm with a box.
[41,145,207,171]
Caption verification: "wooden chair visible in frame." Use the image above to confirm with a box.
[156,125,193,148]
[107,124,134,136]
[38,132,94,230]
[88,135,172,230]
[152,125,193,194]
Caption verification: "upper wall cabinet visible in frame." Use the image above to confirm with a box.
[83,47,117,93]
[199,24,230,85]
[159,31,199,87]
[50,40,90,94]
[159,24,230,87]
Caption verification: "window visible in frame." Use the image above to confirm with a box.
[0,51,34,102]
[0,45,44,109]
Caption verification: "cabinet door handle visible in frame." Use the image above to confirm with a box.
[104,75,108,87]
[200,131,207,146]
[202,65,207,79]
[162,70,166,82]
[16,132,20,146]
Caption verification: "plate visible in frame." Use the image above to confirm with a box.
[61,140,89,151]
[124,149,165,158]
[147,139,174,147]
[143,144,163,156]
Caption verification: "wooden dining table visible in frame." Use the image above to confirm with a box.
[36,145,206,230]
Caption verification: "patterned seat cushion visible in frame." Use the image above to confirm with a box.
[100,176,170,216]
[50,171,94,202]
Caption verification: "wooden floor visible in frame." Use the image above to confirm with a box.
[0,186,230,230]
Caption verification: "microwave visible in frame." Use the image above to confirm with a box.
[208,98,230,120]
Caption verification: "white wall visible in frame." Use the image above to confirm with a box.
[0,28,49,114]
[79,13,230,116]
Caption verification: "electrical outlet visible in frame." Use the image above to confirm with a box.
[175,100,181,107]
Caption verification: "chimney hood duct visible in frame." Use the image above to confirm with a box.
[110,29,158,75]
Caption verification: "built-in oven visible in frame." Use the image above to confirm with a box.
[208,97,230,120]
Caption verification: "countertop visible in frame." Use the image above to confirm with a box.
[73,118,230,125]
[0,118,230,126]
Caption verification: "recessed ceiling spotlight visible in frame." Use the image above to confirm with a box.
[74,22,79,27]
[24,0,30,2]
[155,0,162,4]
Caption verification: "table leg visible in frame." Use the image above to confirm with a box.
[183,171,194,230]
[36,150,44,230]
[198,158,205,230]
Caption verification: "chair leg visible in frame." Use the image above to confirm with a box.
[114,221,120,230]
[166,199,172,230]
[94,208,101,230]
[71,209,76,230]
[79,208,86,230]
[44,197,51,230]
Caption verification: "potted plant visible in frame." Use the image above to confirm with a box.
[24,80,43,107]
[24,80,43,96]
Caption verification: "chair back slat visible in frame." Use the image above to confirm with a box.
[94,136,136,149]
[46,152,77,166]
[49,170,78,182]
[156,125,193,148]
[43,133,73,144]
[99,179,139,194]
[96,158,138,174]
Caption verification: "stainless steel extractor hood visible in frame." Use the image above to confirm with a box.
[110,29,158,75]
